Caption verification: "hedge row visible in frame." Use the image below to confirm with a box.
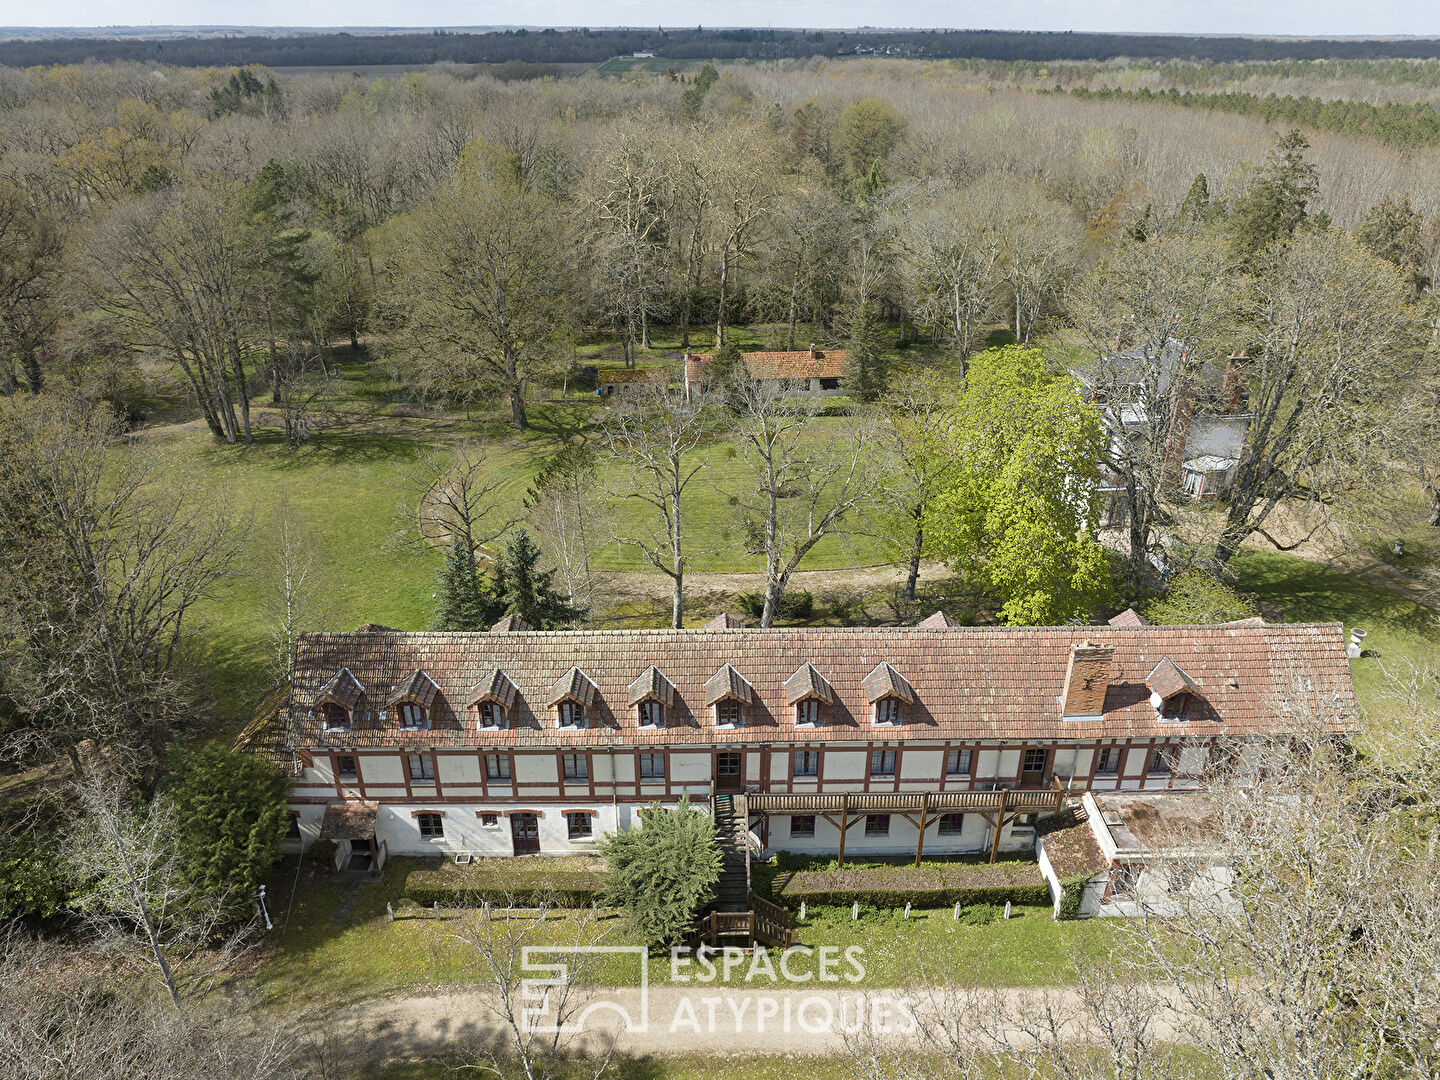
[775,862,1049,909]
[404,862,606,907]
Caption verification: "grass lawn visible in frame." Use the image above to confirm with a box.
[369,1055,867,1080]
[1229,550,1440,719]
[255,857,1122,1008]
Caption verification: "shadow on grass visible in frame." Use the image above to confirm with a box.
[1232,550,1438,637]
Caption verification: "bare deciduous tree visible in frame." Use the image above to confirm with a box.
[599,382,711,628]
[408,442,514,559]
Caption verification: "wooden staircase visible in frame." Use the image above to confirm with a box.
[712,792,751,913]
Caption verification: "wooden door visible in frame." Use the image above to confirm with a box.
[716,752,743,792]
[510,813,540,855]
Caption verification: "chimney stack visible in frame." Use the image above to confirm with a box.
[809,343,819,359]
[1220,350,1249,414]
[1061,641,1114,718]
[1160,353,1203,491]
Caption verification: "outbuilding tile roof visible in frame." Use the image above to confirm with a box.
[285,623,1356,751]
[686,349,846,383]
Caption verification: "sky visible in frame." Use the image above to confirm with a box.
[5,0,1439,38]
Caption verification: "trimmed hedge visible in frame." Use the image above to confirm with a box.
[405,858,605,907]
[775,860,1049,909]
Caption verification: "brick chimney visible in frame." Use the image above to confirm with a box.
[1060,641,1114,718]
[1220,350,1249,414]
[1160,352,1203,491]
[808,343,819,359]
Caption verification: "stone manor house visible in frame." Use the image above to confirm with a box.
[270,612,1356,875]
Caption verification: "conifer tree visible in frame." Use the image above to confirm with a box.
[430,534,496,631]
[1228,130,1322,266]
[491,528,587,629]
[842,299,888,402]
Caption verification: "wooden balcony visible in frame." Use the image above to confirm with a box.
[747,783,1067,866]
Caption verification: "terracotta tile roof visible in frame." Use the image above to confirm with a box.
[491,615,534,633]
[686,349,846,383]
[862,661,914,704]
[597,367,666,385]
[1107,608,1150,628]
[704,613,745,629]
[386,669,440,709]
[316,667,365,712]
[1146,657,1199,701]
[704,663,754,705]
[917,611,961,629]
[784,662,834,704]
[469,668,518,708]
[284,623,1356,751]
[548,667,598,706]
[628,665,675,706]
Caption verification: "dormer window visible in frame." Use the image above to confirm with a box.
[1160,694,1191,722]
[1146,658,1201,723]
[316,667,364,732]
[785,663,832,728]
[387,669,439,732]
[469,668,517,731]
[705,664,752,729]
[863,662,913,727]
[397,702,427,730]
[629,666,674,729]
[549,667,597,730]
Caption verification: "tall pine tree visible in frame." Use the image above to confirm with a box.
[842,300,888,402]
[492,529,586,630]
[430,534,497,631]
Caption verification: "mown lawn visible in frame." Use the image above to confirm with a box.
[255,858,1122,1008]
[1229,550,1440,718]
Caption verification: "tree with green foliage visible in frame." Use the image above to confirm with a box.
[926,346,1112,625]
[1356,194,1429,294]
[702,337,748,404]
[431,534,499,631]
[162,744,291,918]
[1141,570,1261,625]
[598,795,721,946]
[1228,129,1322,266]
[842,299,888,402]
[491,528,587,630]
[1177,172,1215,227]
[838,98,906,185]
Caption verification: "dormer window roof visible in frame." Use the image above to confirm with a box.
[387,669,440,710]
[468,668,518,709]
[628,666,675,707]
[548,667,598,707]
[862,662,914,705]
[490,614,534,632]
[704,664,753,706]
[1146,658,1199,702]
[317,667,364,711]
[784,663,832,706]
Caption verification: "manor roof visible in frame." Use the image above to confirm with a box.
[283,622,1355,751]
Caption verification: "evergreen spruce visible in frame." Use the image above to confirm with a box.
[842,300,888,402]
[430,534,496,631]
[1228,129,1321,266]
[492,528,587,629]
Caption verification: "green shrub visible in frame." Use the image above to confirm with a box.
[736,589,814,621]
[817,397,854,417]
[404,861,604,907]
[600,795,721,946]
[957,902,1003,925]
[1057,875,1089,920]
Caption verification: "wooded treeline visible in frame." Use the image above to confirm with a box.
[10,27,1440,70]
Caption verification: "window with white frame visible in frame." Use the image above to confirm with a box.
[874,698,903,725]
[558,701,585,728]
[485,753,511,781]
[716,699,743,727]
[795,699,821,727]
[397,701,427,730]
[566,812,593,839]
[407,754,434,781]
[639,752,666,779]
[638,700,664,728]
[945,748,972,776]
[870,749,897,777]
[792,750,819,776]
[478,702,505,728]
[562,753,589,781]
